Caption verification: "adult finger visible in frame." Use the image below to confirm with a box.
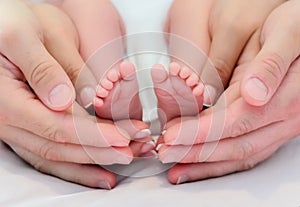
[2,125,132,165]
[201,19,252,106]
[241,1,300,106]
[163,56,300,146]
[168,139,284,184]
[159,114,299,163]
[31,3,97,108]
[0,76,131,147]
[0,0,75,111]
[11,144,116,189]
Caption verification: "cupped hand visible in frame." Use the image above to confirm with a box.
[158,52,300,184]
[0,1,152,189]
[166,0,285,105]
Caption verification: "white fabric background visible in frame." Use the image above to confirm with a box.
[1,1,300,206]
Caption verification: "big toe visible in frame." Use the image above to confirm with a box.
[151,64,168,84]
[120,61,136,81]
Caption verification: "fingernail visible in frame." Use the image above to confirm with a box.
[48,84,74,108]
[203,85,217,107]
[80,87,96,108]
[176,175,190,185]
[156,144,163,151]
[134,129,151,140]
[98,181,112,190]
[245,78,268,101]
[140,141,156,154]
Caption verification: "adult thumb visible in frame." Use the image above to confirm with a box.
[2,29,75,111]
[241,4,300,106]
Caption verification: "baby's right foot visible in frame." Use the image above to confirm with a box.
[151,62,204,125]
[94,61,142,121]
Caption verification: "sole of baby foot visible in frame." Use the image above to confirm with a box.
[94,61,142,121]
[151,62,204,125]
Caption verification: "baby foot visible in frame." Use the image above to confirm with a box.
[151,62,204,125]
[94,61,142,121]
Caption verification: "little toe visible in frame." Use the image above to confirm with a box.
[179,67,191,79]
[151,64,168,83]
[120,61,136,80]
[169,62,180,76]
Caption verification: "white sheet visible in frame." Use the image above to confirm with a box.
[1,1,300,206]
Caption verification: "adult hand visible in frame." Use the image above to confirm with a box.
[0,65,151,188]
[158,23,300,184]
[0,0,98,109]
[241,0,300,106]
[160,1,300,181]
[0,1,152,189]
[166,0,285,106]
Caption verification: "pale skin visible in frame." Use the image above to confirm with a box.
[0,0,154,189]
[49,0,144,121]
[165,0,286,106]
[149,0,286,128]
[159,0,300,184]
[52,0,206,126]
[1,0,299,188]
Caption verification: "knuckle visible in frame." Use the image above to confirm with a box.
[39,121,66,143]
[38,142,57,161]
[233,141,255,161]
[32,159,46,173]
[241,157,257,171]
[64,64,81,83]
[230,116,254,137]
[260,53,286,82]
[29,61,55,87]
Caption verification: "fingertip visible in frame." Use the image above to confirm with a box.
[203,85,217,107]
[167,165,185,185]
[79,86,96,109]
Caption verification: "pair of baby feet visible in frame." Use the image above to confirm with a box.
[93,61,204,128]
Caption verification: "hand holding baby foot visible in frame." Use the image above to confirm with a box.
[0,0,154,189]
[160,56,300,184]
[166,0,286,105]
